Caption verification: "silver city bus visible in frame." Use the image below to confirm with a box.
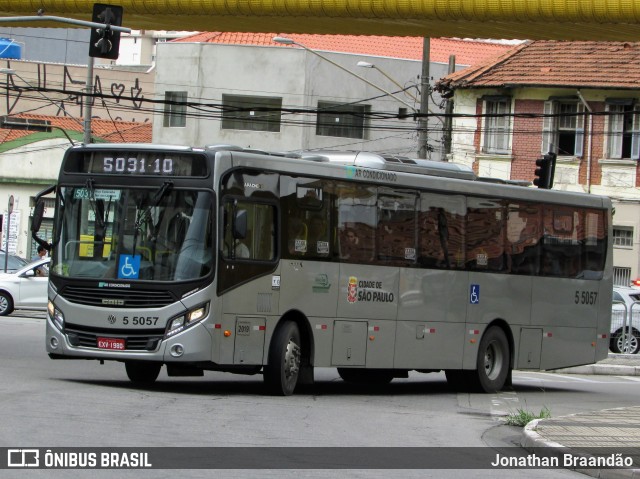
[33,143,612,395]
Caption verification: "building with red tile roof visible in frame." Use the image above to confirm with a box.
[439,41,640,89]
[174,32,514,66]
[0,113,152,147]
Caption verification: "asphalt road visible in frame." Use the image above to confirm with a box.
[2,313,640,479]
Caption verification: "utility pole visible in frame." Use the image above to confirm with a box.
[417,37,430,159]
[443,55,456,158]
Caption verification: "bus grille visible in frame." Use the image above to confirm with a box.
[61,286,175,308]
[65,324,164,351]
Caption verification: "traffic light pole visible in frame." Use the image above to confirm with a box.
[83,57,94,144]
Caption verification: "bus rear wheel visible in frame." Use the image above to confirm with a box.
[445,326,510,393]
[125,361,162,385]
[337,368,394,385]
[264,321,301,396]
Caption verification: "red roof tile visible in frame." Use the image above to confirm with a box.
[174,32,513,66]
[0,114,152,144]
[438,40,640,89]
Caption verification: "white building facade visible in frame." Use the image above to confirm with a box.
[152,41,452,159]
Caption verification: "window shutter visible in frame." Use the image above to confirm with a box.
[608,104,624,159]
[632,105,640,160]
[574,103,585,158]
[542,101,556,154]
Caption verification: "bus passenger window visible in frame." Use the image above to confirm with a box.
[466,198,506,272]
[418,193,466,270]
[507,203,541,275]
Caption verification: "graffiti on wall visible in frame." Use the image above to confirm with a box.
[3,62,151,123]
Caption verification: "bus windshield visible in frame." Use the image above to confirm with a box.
[51,185,214,282]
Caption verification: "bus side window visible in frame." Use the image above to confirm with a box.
[507,203,541,275]
[418,193,466,270]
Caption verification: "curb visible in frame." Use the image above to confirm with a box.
[522,413,640,479]
[552,364,640,376]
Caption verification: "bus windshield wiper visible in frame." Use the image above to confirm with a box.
[85,179,103,230]
[132,181,173,257]
[134,181,173,231]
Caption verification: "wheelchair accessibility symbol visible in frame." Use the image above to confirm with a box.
[470,284,480,304]
[118,254,140,279]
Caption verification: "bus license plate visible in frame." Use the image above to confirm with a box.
[97,337,125,350]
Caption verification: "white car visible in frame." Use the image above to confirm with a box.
[611,286,640,354]
[0,258,49,316]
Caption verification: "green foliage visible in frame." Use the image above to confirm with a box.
[505,406,551,427]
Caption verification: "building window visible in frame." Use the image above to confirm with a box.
[613,266,631,287]
[606,102,640,159]
[316,101,370,139]
[483,98,511,154]
[221,95,282,132]
[542,100,585,157]
[163,91,187,128]
[613,227,634,247]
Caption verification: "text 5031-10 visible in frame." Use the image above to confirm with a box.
[102,157,174,175]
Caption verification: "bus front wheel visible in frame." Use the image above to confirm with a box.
[264,321,301,396]
[125,361,162,385]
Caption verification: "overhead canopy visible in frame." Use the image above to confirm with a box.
[1,0,640,41]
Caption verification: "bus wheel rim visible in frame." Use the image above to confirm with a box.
[484,341,502,380]
[284,339,301,380]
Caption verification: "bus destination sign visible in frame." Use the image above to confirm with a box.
[72,151,208,177]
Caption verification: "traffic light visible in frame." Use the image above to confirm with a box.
[533,152,557,189]
[89,3,123,59]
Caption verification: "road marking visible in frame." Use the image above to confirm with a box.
[517,371,600,382]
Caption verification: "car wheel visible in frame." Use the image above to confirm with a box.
[0,291,14,316]
[611,330,640,354]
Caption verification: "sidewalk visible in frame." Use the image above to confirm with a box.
[520,353,640,478]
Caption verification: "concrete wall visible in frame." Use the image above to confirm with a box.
[153,42,451,159]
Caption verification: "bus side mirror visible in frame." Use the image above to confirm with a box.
[233,209,248,240]
[31,200,45,233]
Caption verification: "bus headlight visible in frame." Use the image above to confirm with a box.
[165,303,209,339]
[48,300,65,331]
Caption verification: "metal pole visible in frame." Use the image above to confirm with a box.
[4,195,13,273]
[443,55,456,158]
[417,38,430,159]
[0,15,130,33]
[83,57,94,144]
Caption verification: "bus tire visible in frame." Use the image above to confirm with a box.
[264,321,301,396]
[476,326,510,393]
[337,368,394,385]
[125,361,161,385]
[611,329,640,354]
